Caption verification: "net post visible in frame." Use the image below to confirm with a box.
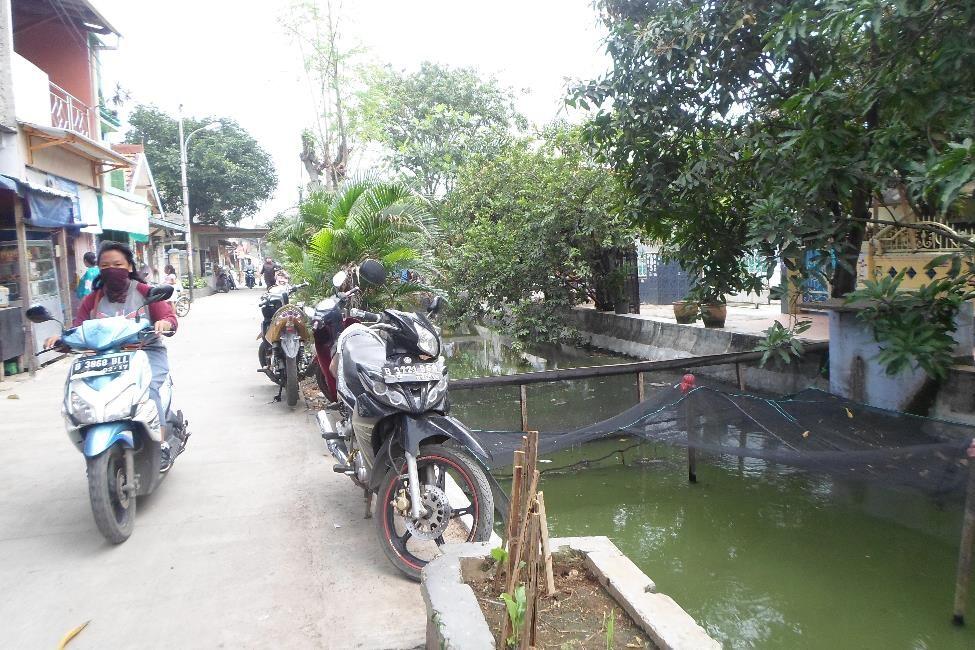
[519,384,529,432]
[637,371,645,402]
[681,374,697,483]
[952,458,975,626]
[735,362,746,391]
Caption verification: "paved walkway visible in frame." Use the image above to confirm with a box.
[0,290,424,649]
[634,302,830,342]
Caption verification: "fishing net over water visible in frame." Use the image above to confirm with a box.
[473,384,975,496]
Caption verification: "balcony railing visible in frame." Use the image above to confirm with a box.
[49,82,91,138]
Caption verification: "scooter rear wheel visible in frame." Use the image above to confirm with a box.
[285,356,299,406]
[87,444,135,544]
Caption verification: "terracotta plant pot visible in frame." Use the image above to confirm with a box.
[673,301,699,324]
[700,303,727,328]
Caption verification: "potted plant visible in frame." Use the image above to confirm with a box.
[688,277,732,328]
[673,298,698,324]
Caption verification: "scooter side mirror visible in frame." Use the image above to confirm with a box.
[332,270,348,290]
[25,304,54,323]
[145,284,175,304]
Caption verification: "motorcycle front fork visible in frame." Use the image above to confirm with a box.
[404,452,425,520]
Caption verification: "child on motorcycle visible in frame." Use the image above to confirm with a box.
[46,242,179,445]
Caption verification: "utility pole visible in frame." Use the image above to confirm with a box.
[178,105,219,301]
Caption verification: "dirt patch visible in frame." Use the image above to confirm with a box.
[301,377,326,410]
[470,554,656,649]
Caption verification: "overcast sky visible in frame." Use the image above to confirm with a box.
[94,0,609,224]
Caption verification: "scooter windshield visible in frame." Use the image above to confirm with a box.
[62,316,151,352]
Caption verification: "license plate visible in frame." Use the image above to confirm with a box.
[381,363,440,383]
[73,353,130,376]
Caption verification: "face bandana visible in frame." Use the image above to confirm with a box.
[100,267,131,303]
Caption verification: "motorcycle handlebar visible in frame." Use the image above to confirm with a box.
[349,308,381,323]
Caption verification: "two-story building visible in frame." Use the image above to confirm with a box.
[0,0,150,374]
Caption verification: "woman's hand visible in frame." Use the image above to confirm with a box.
[43,336,60,349]
[154,320,173,335]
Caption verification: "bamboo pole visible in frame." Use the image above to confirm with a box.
[519,384,529,432]
[507,469,539,597]
[685,396,697,483]
[56,228,72,325]
[735,362,747,391]
[499,450,526,589]
[952,461,975,625]
[536,491,555,596]
[13,199,37,374]
[520,512,540,650]
[637,370,645,402]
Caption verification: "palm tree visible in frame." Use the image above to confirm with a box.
[267,177,439,306]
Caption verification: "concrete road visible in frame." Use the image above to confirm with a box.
[0,290,425,649]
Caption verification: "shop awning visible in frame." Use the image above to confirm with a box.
[20,122,131,170]
[101,190,149,235]
[0,174,20,195]
[149,214,188,233]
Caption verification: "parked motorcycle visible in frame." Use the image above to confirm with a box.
[215,266,236,292]
[25,285,190,543]
[258,281,313,406]
[312,261,502,580]
[244,268,256,289]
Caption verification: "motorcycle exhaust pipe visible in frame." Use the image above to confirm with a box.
[316,410,349,467]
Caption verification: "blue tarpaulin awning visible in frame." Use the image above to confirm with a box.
[23,181,76,229]
[0,174,20,195]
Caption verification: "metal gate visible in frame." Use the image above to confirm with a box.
[638,249,692,304]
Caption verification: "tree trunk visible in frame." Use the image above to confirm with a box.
[831,189,869,298]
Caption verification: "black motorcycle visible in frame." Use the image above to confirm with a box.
[314,261,504,580]
[215,266,234,293]
[244,268,256,288]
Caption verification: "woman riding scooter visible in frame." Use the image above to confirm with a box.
[45,242,182,463]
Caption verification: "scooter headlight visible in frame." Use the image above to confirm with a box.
[416,326,439,358]
[69,391,95,423]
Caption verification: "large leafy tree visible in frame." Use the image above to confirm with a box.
[574,0,975,299]
[125,105,276,227]
[361,62,525,196]
[267,177,437,306]
[441,125,635,342]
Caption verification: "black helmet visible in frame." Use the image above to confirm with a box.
[359,259,386,286]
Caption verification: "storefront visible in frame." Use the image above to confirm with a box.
[0,174,90,373]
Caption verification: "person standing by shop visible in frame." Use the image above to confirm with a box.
[76,252,99,299]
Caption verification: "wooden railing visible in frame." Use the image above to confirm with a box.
[449,343,830,431]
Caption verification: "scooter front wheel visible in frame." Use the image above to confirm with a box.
[87,444,135,543]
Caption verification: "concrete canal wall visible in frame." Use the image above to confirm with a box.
[567,307,828,394]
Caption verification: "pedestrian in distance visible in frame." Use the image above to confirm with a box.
[261,257,279,289]
[76,251,99,299]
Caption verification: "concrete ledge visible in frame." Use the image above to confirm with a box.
[421,542,496,650]
[422,537,719,650]
[569,308,827,393]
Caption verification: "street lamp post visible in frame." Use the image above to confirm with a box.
[178,106,220,301]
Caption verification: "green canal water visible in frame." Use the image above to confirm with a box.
[444,327,975,649]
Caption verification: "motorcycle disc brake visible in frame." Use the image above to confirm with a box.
[404,485,452,541]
